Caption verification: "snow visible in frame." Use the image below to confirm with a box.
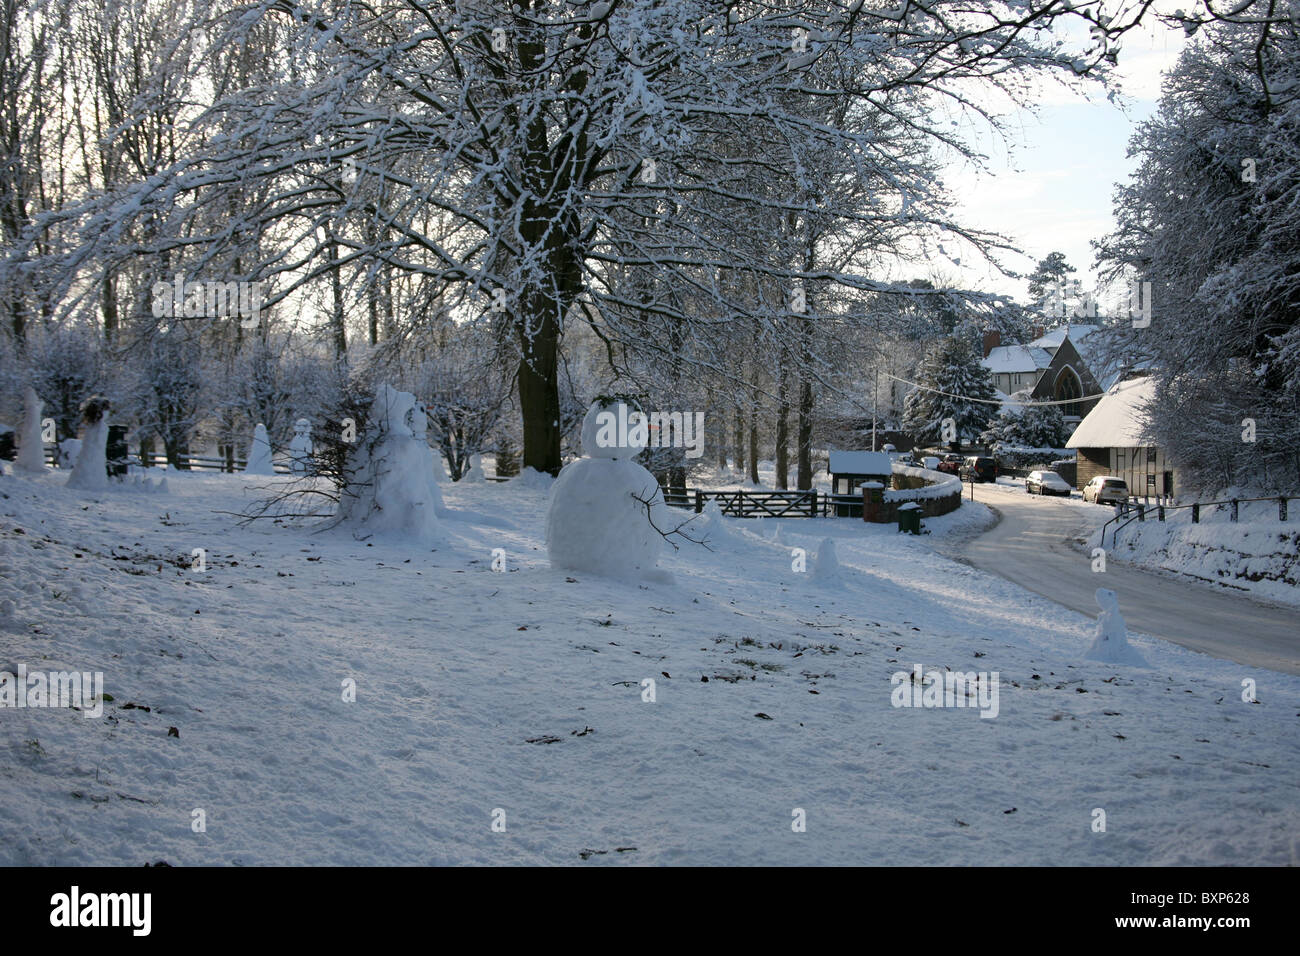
[983,345,1051,374]
[1093,499,1300,607]
[1085,588,1150,667]
[0,467,1297,865]
[243,423,275,476]
[811,537,841,585]
[1027,324,1100,351]
[65,405,109,492]
[57,439,81,470]
[335,385,442,543]
[581,399,648,460]
[287,419,313,475]
[548,401,670,580]
[1066,376,1155,448]
[15,388,45,474]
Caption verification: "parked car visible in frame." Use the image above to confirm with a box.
[1083,475,1130,505]
[935,454,964,476]
[962,456,998,482]
[1026,469,1072,496]
[921,456,941,471]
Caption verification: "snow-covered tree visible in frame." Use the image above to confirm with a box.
[982,403,1068,450]
[1095,2,1300,492]
[47,0,1143,480]
[902,336,996,448]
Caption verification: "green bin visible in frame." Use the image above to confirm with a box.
[897,503,922,535]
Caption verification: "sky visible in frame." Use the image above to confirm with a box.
[938,10,1189,302]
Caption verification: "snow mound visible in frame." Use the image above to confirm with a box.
[244,423,275,476]
[66,398,110,491]
[288,419,313,475]
[812,537,842,584]
[337,385,442,542]
[546,457,667,579]
[1085,588,1150,667]
[513,466,554,490]
[700,497,737,547]
[15,387,46,473]
[57,438,81,469]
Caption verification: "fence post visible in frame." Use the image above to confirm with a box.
[1192,503,1199,523]
[694,490,703,513]
[1231,499,1239,523]
[809,490,817,517]
[1281,497,1288,522]
[1158,505,1165,522]
[1137,503,1145,522]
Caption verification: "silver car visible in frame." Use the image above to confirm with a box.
[1083,476,1129,505]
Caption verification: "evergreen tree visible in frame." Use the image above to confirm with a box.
[903,337,996,449]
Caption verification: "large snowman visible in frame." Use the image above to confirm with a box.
[337,384,443,540]
[546,398,672,579]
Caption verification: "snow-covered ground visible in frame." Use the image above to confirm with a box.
[1,468,1297,865]
[1092,497,1300,609]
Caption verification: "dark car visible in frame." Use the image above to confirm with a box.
[962,456,998,482]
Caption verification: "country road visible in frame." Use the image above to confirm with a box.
[943,481,1300,675]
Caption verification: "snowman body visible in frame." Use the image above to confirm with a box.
[244,423,275,475]
[288,419,313,475]
[546,401,668,578]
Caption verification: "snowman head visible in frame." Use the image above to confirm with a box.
[581,396,648,459]
[294,418,311,437]
[1094,587,1118,614]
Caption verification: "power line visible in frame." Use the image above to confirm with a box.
[883,372,1100,408]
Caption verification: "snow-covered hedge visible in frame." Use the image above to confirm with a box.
[885,463,963,502]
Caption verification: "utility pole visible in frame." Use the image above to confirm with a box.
[872,367,878,452]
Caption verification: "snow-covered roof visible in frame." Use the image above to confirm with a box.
[1028,324,1100,351]
[1066,376,1156,448]
[983,345,1052,374]
[828,450,892,475]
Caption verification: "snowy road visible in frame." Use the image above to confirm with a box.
[949,484,1300,676]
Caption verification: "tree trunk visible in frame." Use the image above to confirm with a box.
[775,345,790,490]
[796,373,813,490]
[733,406,745,475]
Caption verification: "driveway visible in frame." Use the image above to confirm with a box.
[945,482,1300,675]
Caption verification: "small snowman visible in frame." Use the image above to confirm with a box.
[1085,587,1149,667]
[462,453,485,482]
[288,418,313,475]
[66,396,111,491]
[244,422,275,476]
[545,397,672,579]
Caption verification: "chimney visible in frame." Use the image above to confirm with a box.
[982,329,1001,358]
[1031,324,1045,342]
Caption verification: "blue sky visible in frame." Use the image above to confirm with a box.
[937,12,1187,301]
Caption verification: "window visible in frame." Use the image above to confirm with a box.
[1146,447,1157,464]
[1053,367,1082,418]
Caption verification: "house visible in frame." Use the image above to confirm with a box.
[1026,335,1105,424]
[982,325,1112,426]
[827,450,892,496]
[982,340,1052,396]
[1066,375,1179,497]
